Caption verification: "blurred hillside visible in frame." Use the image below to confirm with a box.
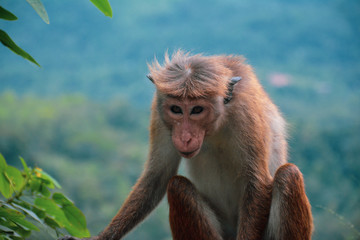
[0,0,359,239]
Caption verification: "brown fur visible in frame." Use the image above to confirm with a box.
[266,163,314,240]
[167,176,223,240]
[58,51,313,240]
[148,51,234,98]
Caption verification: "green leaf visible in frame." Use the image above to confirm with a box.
[0,154,7,171]
[30,178,41,193]
[0,30,40,67]
[9,236,24,240]
[35,168,61,189]
[66,225,90,238]
[8,235,24,240]
[0,156,9,198]
[90,0,113,17]
[19,157,30,174]
[63,205,90,237]
[11,203,43,224]
[6,166,24,192]
[0,207,39,232]
[52,193,90,237]
[11,218,39,231]
[0,6,18,21]
[8,224,31,238]
[44,216,61,229]
[52,192,73,206]
[0,207,24,221]
[31,205,46,219]
[34,197,67,227]
[39,184,51,197]
[25,0,49,24]
[0,172,12,198]
[0,201,16,210]
[0,221,17,236]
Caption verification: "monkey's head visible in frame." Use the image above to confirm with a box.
[160,96,224,158]
[148,51,241,159]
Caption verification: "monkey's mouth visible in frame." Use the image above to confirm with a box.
[180,149,199,159]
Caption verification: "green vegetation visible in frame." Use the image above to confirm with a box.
[0,0,359,239]
[0,154,90,239]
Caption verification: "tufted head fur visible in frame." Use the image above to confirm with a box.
[147,50,232,99]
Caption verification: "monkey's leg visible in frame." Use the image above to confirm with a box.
[265,163,313,240]
[167,176,223,240]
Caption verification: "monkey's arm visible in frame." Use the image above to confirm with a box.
[61,165,177,240]
[232,102,273,239]
[98,129,181,240]
[99,169,178,239]
[58,157,180,240]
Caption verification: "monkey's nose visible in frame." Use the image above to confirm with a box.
[181,133,192,146]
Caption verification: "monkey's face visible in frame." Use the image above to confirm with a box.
[162,97,221,159]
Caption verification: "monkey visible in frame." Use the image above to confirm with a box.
[60,50,313,240]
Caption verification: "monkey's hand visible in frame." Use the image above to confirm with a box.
[58,236,98,240]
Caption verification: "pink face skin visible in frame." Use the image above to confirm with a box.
[162,97,217,159]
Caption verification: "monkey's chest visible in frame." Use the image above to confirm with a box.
[186,154,244,226]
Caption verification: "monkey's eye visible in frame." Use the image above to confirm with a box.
[170,105,183,114]
[191,106,204,114]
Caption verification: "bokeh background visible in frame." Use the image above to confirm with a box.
[0,0,359,239]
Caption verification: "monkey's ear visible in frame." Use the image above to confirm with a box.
[147,74,155,83]
[224,76,242,104]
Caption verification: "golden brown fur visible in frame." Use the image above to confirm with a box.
[148,51,235,98]
[59,50,313,240]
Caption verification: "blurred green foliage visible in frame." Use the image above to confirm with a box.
[0,0,359,239]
